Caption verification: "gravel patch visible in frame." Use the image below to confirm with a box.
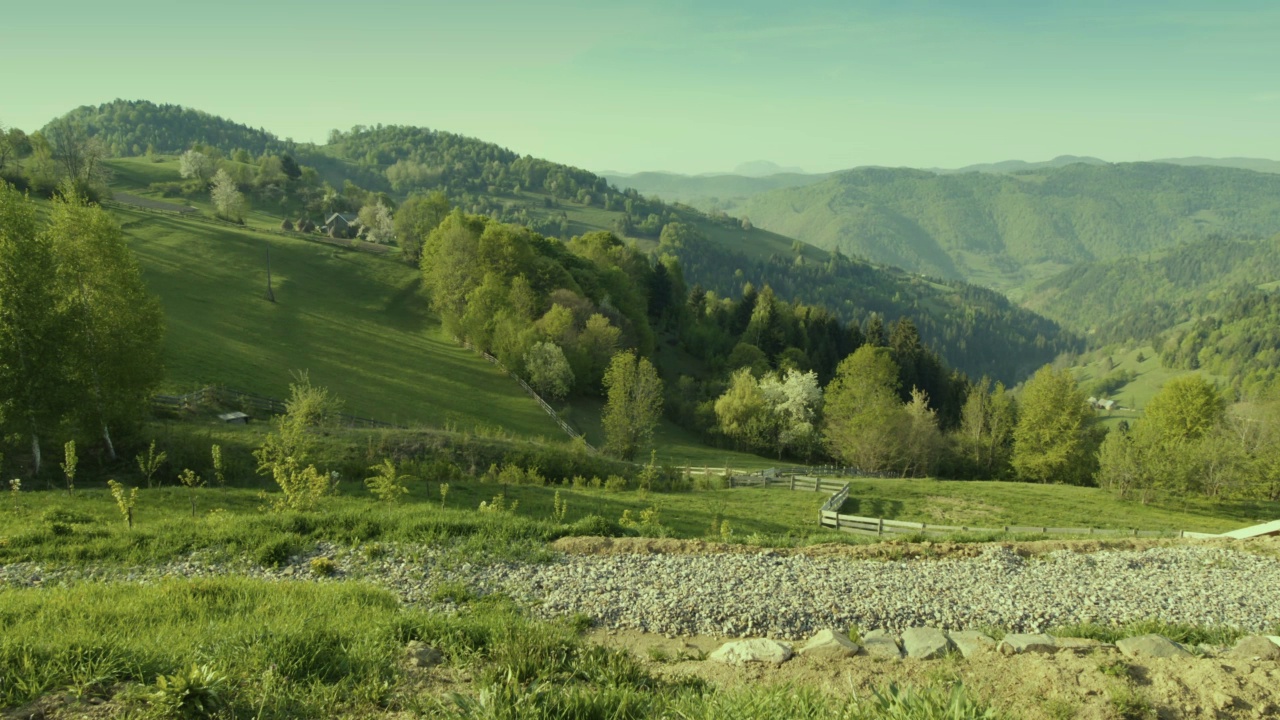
[4,543,1278,641]
[468,545,1280,639]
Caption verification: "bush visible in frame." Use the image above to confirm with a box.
[309,556,338,577]
[604,475,628,492]
[560,514,629,538]
[254,537,299,568]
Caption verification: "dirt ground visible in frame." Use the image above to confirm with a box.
[588,628,1280,719]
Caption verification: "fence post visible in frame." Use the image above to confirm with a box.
[877,517,884,536]
[835,513,841,531]
[790,476,795,491]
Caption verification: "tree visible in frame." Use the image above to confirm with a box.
[901,388,942,477]
[714,368,770,450]
[44,120,110,196]
[0,121,12,175]
[0,182,66,475]
[1143,375,1225,444]
[178,149,213,183]
[357,201,395,244]
[254,373,342,511]
[822,346,908,473]
[280,154,302,181]
[1011,365,1098,485]
[601,351,663,460]
[394,191,450,264]
[957,376,1017,477]
[760,368,823,458]
[47,191,165,460]
[524,341,574,401]
[210,169,246,221]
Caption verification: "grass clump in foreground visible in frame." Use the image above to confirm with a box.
[0,577,1002,719]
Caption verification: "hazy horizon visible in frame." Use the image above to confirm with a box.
[6,0,1280,175]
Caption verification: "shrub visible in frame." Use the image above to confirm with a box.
[310,556,338,577]
[254,538,298,568]
[604,475,628,492]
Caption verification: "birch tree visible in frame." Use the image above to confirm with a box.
[0,183,67,474]
[47,191,164,459]
[179,149,213,183]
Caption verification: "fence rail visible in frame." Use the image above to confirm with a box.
[152,386,404,430]
[458,341,596,452]
[714,466,1204,540]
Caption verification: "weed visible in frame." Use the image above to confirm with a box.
[430,581,476,605]
[1042,698,1077,720]
[150,663,228,719]
[551,490,568,524]
[646,647,671,663]
[1097,659,1135,680]
[254,537,298,568]
[1107,684,1155,720]
[309,556,338,577]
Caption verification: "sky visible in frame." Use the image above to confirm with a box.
[4,0,1279,175]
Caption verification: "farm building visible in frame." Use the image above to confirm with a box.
[324,213,359,238]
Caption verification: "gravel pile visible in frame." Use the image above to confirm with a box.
[5,543,1278,640]
[468,545,1280,639]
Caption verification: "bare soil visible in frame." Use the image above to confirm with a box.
[590,628,1280,719]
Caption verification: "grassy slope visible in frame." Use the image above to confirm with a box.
[1069,346,1224,430]
[118,204,559,436]
[103,159,772,465]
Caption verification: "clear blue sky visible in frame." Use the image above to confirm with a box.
[4,0,1278,174]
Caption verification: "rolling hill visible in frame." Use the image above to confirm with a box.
[734,163,1280,292]
[46,101,1079,384]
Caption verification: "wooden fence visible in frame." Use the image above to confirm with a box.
[458,341,596,452]
[152,386,404,430]
[719,467,1200,540]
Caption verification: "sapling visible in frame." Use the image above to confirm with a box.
[137,440,167,488]
[107,480,138,529]
[61,440,77,497]
[210,444,225,487]
[178,468,204,517]
[439,482,450,508]
[9,478,20,512]
[552,490,568,524]
[364,458,412,504]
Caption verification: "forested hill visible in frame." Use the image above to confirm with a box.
[36,99,1079,383]
[736,163,1280,292]
[1023,233,1280,339]
[48,100,288,158]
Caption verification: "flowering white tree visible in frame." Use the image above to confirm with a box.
[210,169,246,221]
[760,368,823,457]
[179,149,213,182]
[525,341,574,401]
[357,201,395,244]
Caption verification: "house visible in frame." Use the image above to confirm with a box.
[324,213,359,238]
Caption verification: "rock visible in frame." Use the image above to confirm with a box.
[1229,635,1280,661]
[901,627,952,660]
[948,630,996,658]
[1116,634,1191,660]
[709,638,793,666]
[999,633,1057,655]
[404,641,443,668]
[862,630,904,659]
[798,629,861,659]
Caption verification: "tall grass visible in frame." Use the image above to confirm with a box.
[0,578,1002,719]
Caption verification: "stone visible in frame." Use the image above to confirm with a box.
[999,633,1058,655]
[948,630,997,658]
[861,630,904,659]
[1116,634,1191,660]
[1229,636,1280,661]
[404,641,443,668]
[901,627,952,660]
[797,629,862,659]
[709,638,793,666]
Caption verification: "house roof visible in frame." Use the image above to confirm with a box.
[326,213,359,224]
